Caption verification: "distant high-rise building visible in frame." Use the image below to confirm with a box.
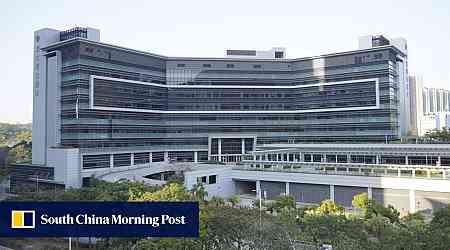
[422,87,450,114]
[409,76,450,136]
[409,76,424,136]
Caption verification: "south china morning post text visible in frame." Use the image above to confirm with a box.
[0,202,199,237]
[40,213,187,227]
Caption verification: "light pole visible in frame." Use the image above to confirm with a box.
[34,175,39,193]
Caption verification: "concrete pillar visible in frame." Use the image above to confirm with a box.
[322,154,326,163]
[443,170,446,179]
[438,156,441,166]
[164,151,169,162]
[149,152,153,164]
[412,169,415,177]
[241,138,245,155]
[300,152,303,162]
[376,155,380,164]
[405,155,409,165]
[409,190,416,213]
[160,173,164,181]
[335,154,338,163]
[285,182,290,196]
[330,185,335,202]
[427,169,431,178]
[218,138,222,162]
[384,168,388,175]
[347,154,351,163]
[110,154,114,168]
[397,168,401,177]
[208,137,212,161]
[368,187,373,199]
[194,151,198,163]
[130,153,134,166]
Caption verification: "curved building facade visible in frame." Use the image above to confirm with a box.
[32,27,409,187]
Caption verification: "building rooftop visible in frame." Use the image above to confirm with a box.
[41,37,406,63]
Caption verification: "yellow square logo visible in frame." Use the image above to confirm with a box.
[11,210,35,229]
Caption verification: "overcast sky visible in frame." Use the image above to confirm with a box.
[1,0,449,123]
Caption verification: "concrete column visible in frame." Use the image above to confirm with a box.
[322,154,326,163]
[164,151,169,162]
[438,156,441,166]
[346,167,350,173]
[397,168,401,177]
[427,169,431,178]
[300,152,303,162]
[368,187,373,199]
[384,169,388,175]
[194,151,198,163]
[347,154,351,163]
[376,155,380,164]
[330,185,335,202]
[285,182,290,196]
[335,154,338,163]
[405,155,409,165]
[412,169,415,178]
[130,153,134,166]
[208,137,212,161]
[110,154,114,168]
[241,138,245,155]
[149,152,153,164]
[218,138,222,162]
[409,190,416,213]
[443,170,446,179]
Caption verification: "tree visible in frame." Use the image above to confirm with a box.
[134,238,198,250]
[228,195,241,208]
[298,214,370,249]
[130,182,191,201]
[367,203,400,223]
[426,206,450,249]
[190,183,208,202]
[352,192,369,211]
[308,200,345,216]
[8,144,31,163]
[267,195,296,213]
[209,196,225,207]
[15,131,32,143]
[424,127,450,142]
